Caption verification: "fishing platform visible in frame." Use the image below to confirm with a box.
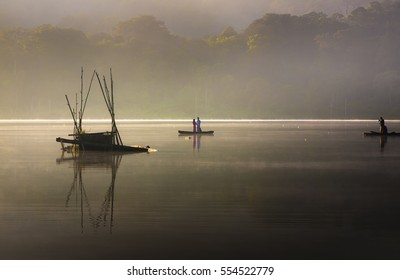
[56,68,154,153]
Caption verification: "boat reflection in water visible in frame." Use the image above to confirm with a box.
[363,133,388,151]
[57,149,122,234]
[364,129,400,150]
[180,133,214,152]
[192,135,201,151]
[380,135,387,150]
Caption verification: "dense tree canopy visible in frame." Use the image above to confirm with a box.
[1,0,400,119]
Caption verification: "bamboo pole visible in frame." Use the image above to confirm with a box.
[105,72,116,145]
[95,72,113,116]
[105,75,116,146]
[75,92,79,133]
[109,69,123,145]
[65,95,80,133]
[110,68,114,115]
[81,70,96,119]
[95,70,124,146]
[103,76,112,110]
[79,67,83,132]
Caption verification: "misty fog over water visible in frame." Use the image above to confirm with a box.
[1,0,400,120]
[2,121,400,259]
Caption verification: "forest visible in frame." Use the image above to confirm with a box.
[1,0,400,119]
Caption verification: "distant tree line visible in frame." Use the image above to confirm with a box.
[0,0,400,119]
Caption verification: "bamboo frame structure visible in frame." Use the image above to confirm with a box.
[56,68,150,153]
[95,69,123,146]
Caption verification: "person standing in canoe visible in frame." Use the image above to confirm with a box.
[192,118,196,132]
[196,117,202,132]
[379,116,388,135]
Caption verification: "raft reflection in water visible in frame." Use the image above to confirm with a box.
[57,150,123,233]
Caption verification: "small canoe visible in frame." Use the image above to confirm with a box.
[178,130,214,135]
[364,131,400,136]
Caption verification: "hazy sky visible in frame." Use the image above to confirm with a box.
[1,0,371,37]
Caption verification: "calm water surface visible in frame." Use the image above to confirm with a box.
[1,120,400,260]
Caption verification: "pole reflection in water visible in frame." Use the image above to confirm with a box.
[57,149,122,234]
[380,135,387,151]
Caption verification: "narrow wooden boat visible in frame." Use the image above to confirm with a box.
[178,130,214,135]
[364,131,400,136]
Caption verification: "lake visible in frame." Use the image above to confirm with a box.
[1,120,400,260]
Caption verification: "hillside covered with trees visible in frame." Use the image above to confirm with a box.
[1,0,400,119]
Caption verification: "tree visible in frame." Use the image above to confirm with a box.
[31,25,89,55]
[113,15,172,45]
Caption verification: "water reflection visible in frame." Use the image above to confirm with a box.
[380,135,387,150]
[179,134,214,152]
[192,135,201,151]
[3,121,400,259]
[57,151,122,233]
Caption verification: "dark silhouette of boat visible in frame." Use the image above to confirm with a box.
[364,131,400,136]
[178,130,214,135]
[56,69,153,153]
